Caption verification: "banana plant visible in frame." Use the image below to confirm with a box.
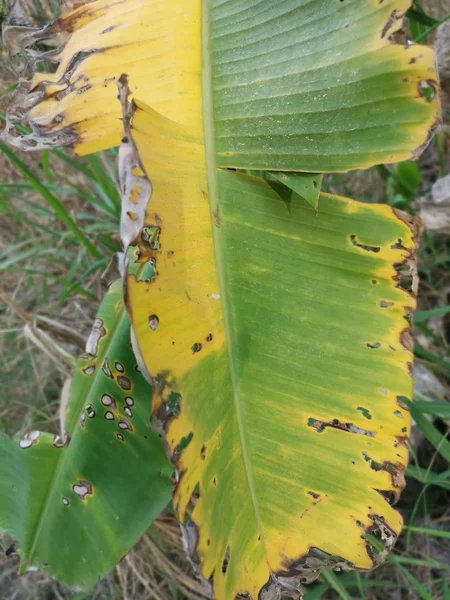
[1,0,441,598]
[0,280,173,588]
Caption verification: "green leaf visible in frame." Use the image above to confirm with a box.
[389,557,433,600]
[394,162,422,195]
[413,401,450,419]
[125,99,420,598]
[404,525,450,540]
[414,305,450,322]
[321,569,353,600]
[0,143,102,260]
[268,172,323,212]
[0,281,172,588]
[406,465,450,490]
[410,404,450,462]
[406,7,438,28]
[209,1,439,172]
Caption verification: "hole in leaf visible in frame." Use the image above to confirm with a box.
[362,532,384,555]
[167,392,181,416]
[419,80,436,103]
[222,546,231,575]
[357,407,372,420]
[376,490,396,504]
[350,234,380,253]
[175,432,193,455]
[148,315,159,331]
[367,342,381,349]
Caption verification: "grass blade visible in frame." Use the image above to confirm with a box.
[390,559,433,600]
[320,570,353,600]
[0,143,102,260]
[411,404,450,462]
[404,525,450,540]
[414,401,450,419]
[415,306,450,322]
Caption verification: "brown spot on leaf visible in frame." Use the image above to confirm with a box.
[72,480,93,500]
[400,329,413,352]
[367,342,381,349]
[308,417,375,437]
[307,491,320,500]
[349,234,380,253]
[381,9,401,39]
[117,376,132,390]
[380,301,394,308]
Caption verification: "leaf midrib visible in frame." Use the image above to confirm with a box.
[201,1,268,567]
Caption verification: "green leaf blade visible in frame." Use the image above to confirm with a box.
[268,172,323,212]
[0,281,172,588]
[211,0,440,172]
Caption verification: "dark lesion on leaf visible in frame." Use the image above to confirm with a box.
[366,342,381,349]
[375,489,397,505]
[363,515,397,566]
[400,328,413,352]
[362,452,405,493]
[117,375,132,390]
[390,212,423,304]
[307,491,320,500]
[72,479,93,500]
[381,9,403,39]
[393,261,416,297]
[391,238,408,251]
[392,209,423,250]
[396,395,411,411]
[260,547,355,599]
[349,234,380,253]
[307,417,375,437]
[221,545,231,575]
[379,300,394,308]
[258,513,398,599]
[173,432,193,462]
[101,25,116,35]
